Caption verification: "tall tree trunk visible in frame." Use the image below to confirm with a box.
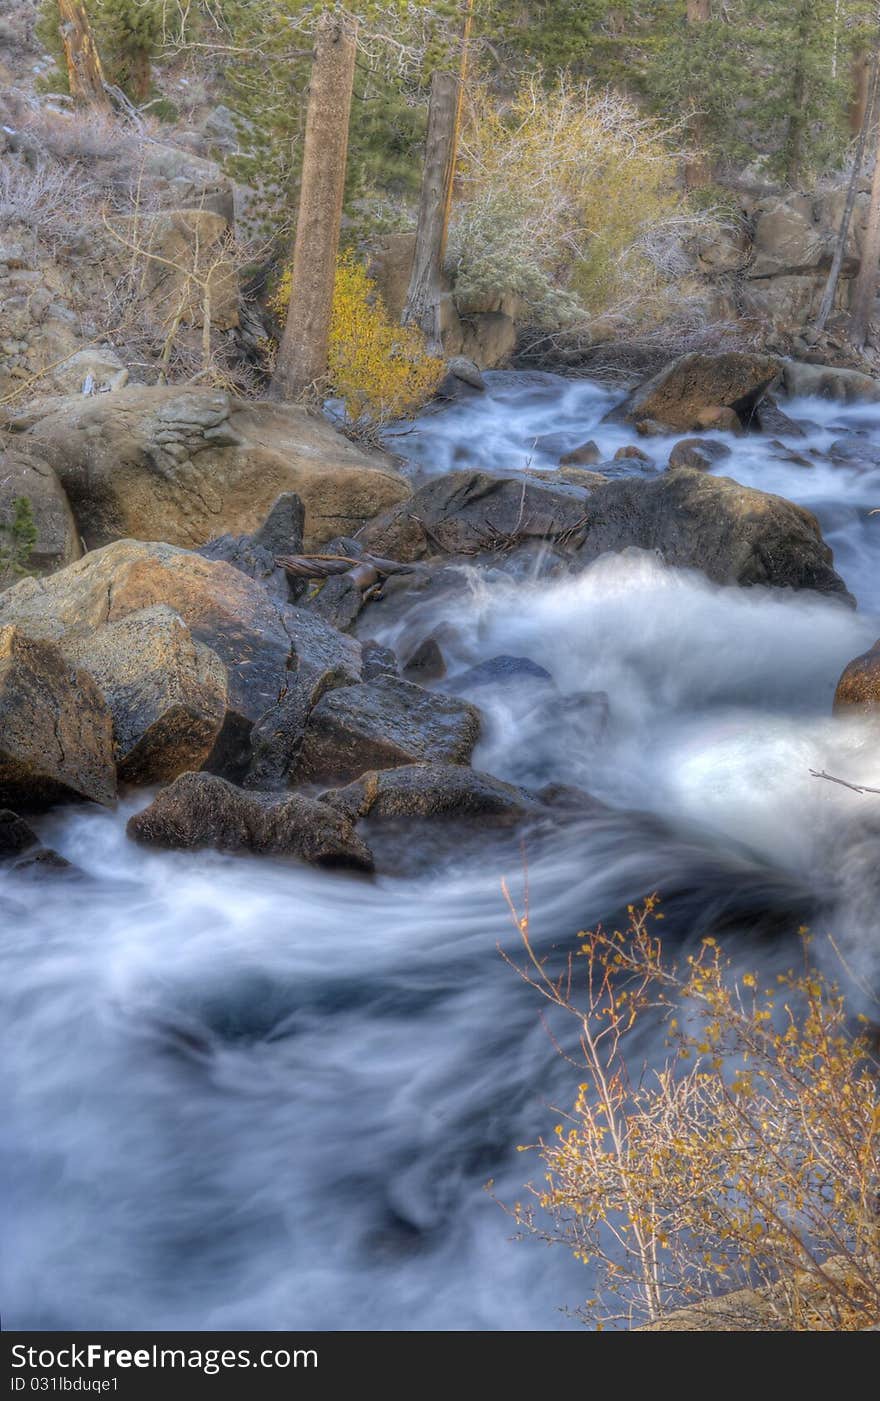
[850,114,880,348]
[850,47,870,134]
[401,71,460,349]
[402,0,473,351]
[57,0,110,109]
[816,46,880,332]
[130,46,152,103]
[684,0,711,189]
[271,11,357,402]
[785,2,811,187]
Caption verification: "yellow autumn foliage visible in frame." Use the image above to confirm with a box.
[271,252,444,424]
[451,76,709,329]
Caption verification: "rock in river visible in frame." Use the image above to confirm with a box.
[127,772,373,870]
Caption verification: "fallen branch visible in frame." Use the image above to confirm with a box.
[809,768,880,796]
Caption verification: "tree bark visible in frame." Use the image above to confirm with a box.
[271,11,357,402]
[402,0,473,351]
[850,47,871,135]
[850,115,880,347]
[57,0,110,109]
[401,70,461,350]
[130,46,152,104]
[815,46,880,332]
[684,0,711,189]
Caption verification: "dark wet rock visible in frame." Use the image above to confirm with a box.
[767,441,816,468]
[668,438,732,472]
[827,437,879,469]
[402,637,446,682]
[360,640,399,680]
[305,573,365,632]
[127,771,373,870]
[0,625,116,810]
[199,492,305,602]
[753,394,807,438]
[447,655,553,692]
[358,471,592,561]
[572,468,852,601]
[296,675,481,784]
[560,439,601,466]
[605,352,780,432]
[0,809,39,859]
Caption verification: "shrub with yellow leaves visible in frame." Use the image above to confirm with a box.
[271,251,444,426]
[449,76,722,335]
[499,890,880,1331]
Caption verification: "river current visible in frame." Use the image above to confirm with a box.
[3,370,880,1329]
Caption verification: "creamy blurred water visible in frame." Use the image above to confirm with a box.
[3,373,880,1330]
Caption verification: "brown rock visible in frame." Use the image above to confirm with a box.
[560,440,601,466]
[614,445,652,462]
[26,386,410,550]
[127,771,373,870]
[668,438,732,471]
[695,405,745,435]
[833,643,880,714]
[606,352,780,432]
[0,625,116,809]
[65,605,228,784]
[0,540,361,779]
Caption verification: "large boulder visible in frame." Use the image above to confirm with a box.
[25,386,411,550]
[296,675,481,784]
[605,352,780,432]
[748,194,827,279]
[573,469,851,599]
[65,606,228,784]
[0,445,81,588]
[359,471,594,561]
[0,540,362,779]
[0,625,116,809]
[127,772,373,871]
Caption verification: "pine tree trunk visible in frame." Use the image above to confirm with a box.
[816,47,880,332]
[271,12,357,402]
[401,70,461,350]
[784,3,811,187]
[850,122,880,348]
[57,0,110,109]
[684,0,711,189]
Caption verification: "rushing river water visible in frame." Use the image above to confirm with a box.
[4,370,880,1330]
